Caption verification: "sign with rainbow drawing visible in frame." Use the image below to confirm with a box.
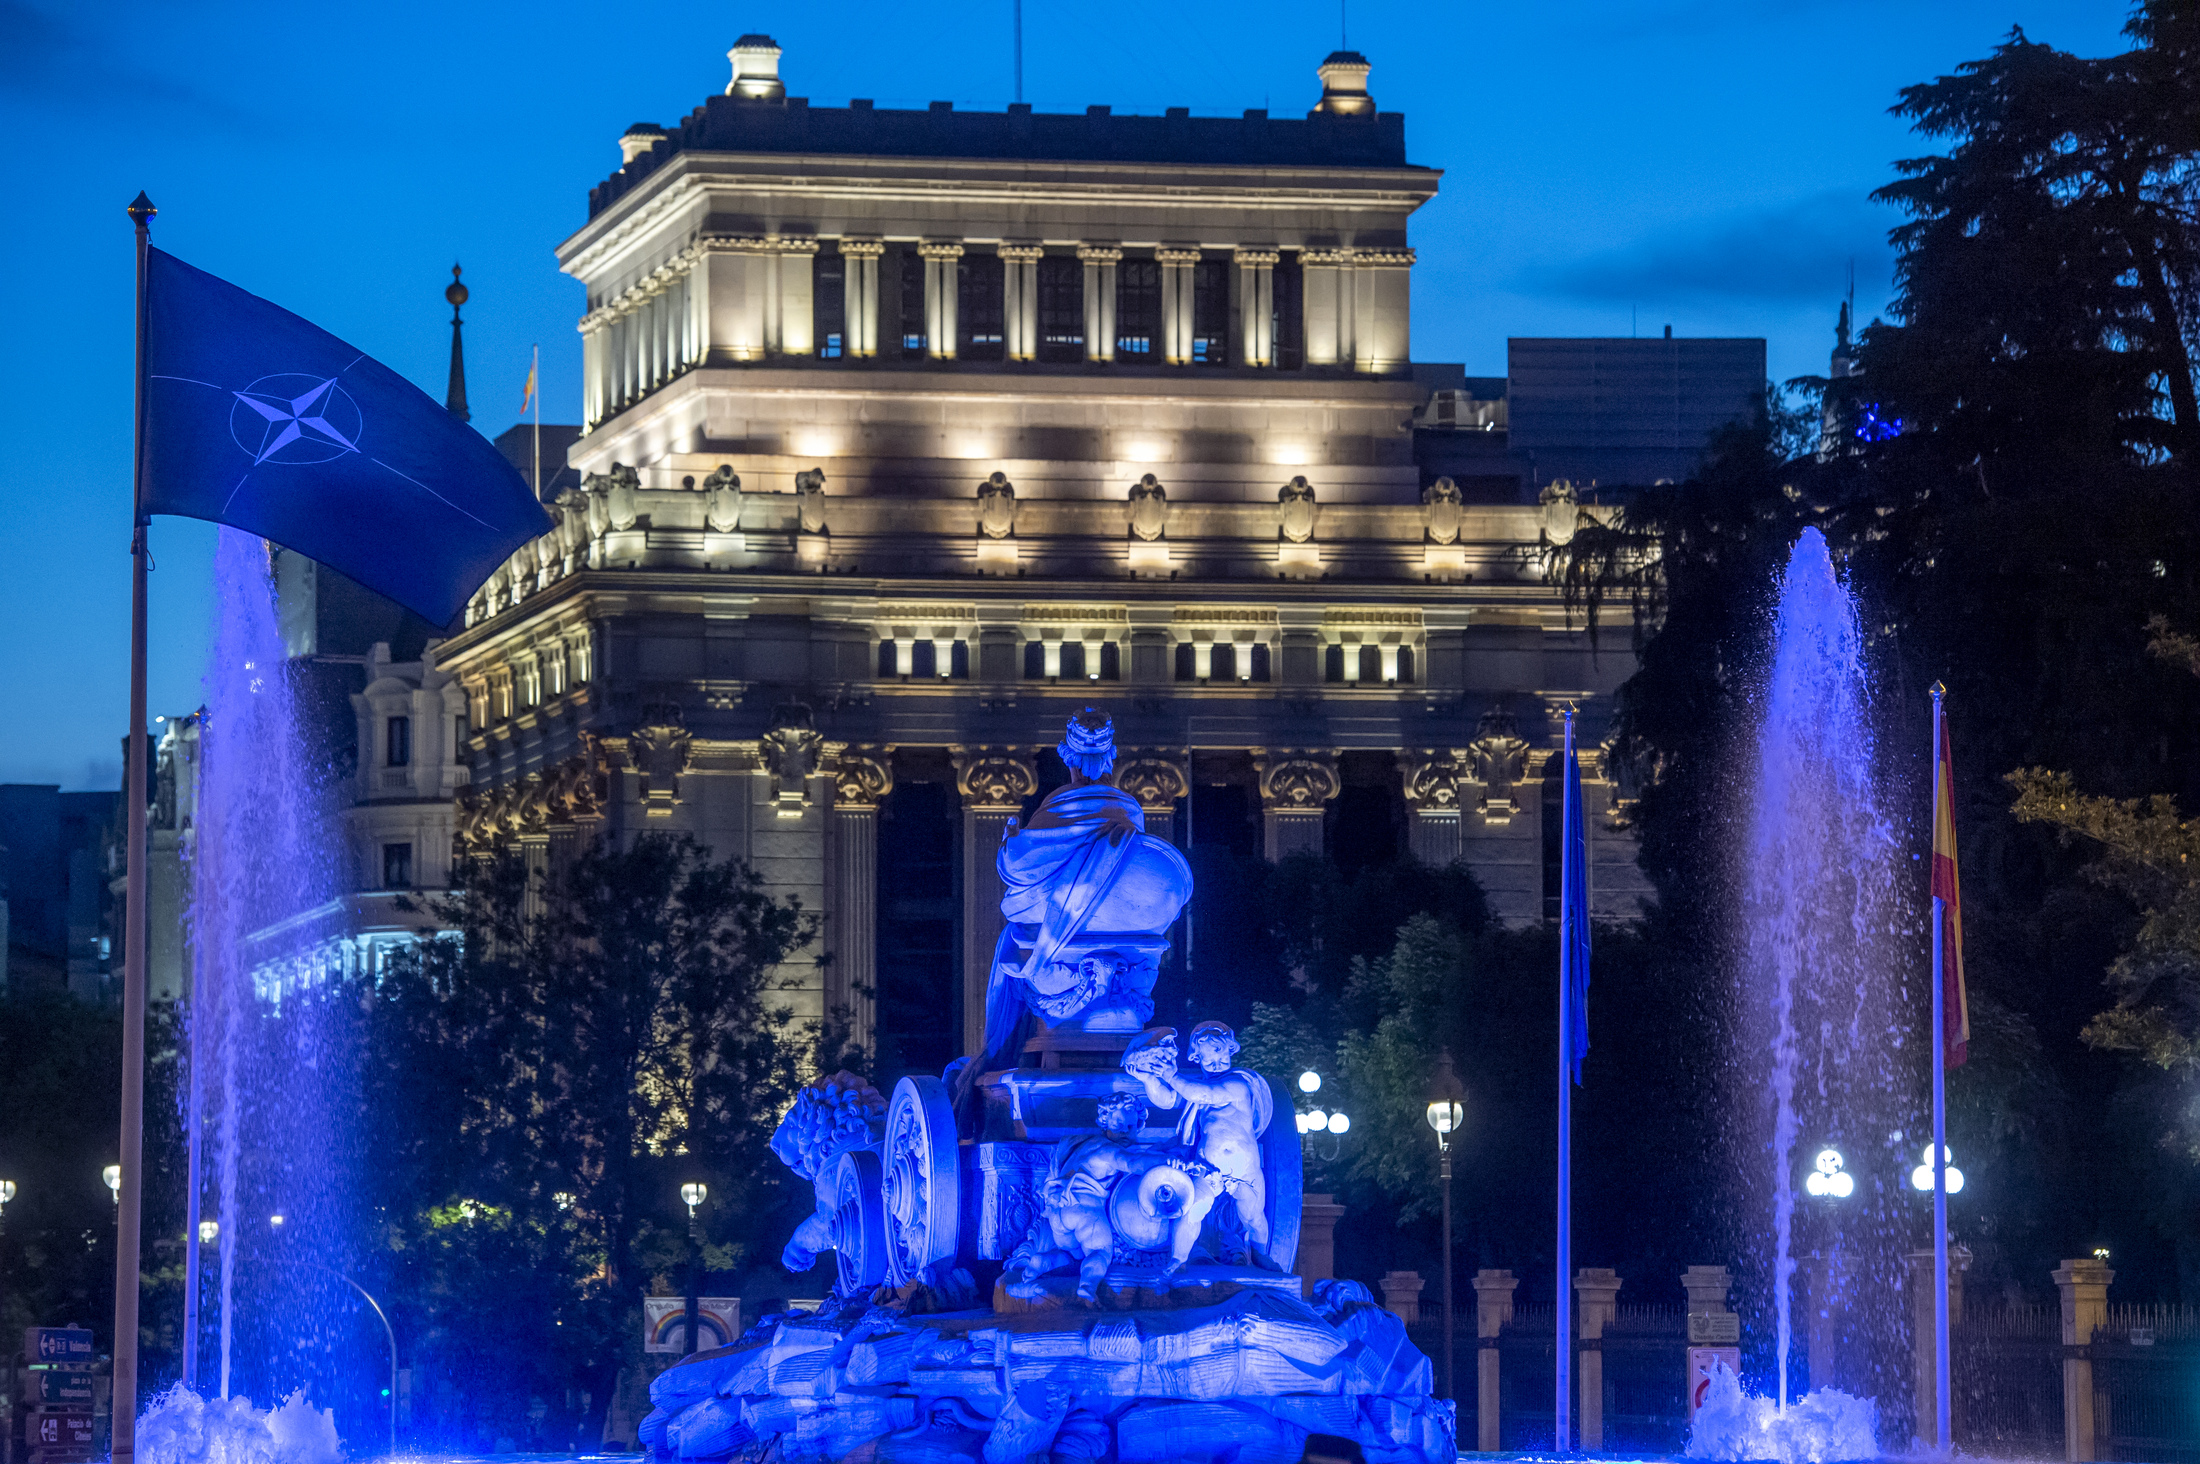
[643,1298,741,1355]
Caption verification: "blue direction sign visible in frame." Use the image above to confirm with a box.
[24,1328,95,1364]
[34,1371,95,1405]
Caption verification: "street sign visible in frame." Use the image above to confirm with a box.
[33,1372,96,1405]
[29,1411,97,1449]
[1687,1346,1744,1416]
[1686,1311,1740,1345]
[23,1328,94,1364]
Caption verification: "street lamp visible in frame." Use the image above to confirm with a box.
[680,1182,708,1219]
[1426,1049,1466,1404]
[1909,1144,1964,1194]
[1298,1070,1322,1095]
[198,1219,220,1245]
[680,1182,709,1357]
[1805,1147,1855,1199]
[103,1166,121,1206]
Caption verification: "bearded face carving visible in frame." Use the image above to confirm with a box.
[977,471,1018,539]
[1423,476,1463,545]
[1277,476,1317,544]
[1127,474,1168,542]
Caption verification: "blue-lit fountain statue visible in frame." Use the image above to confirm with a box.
[641,708,1455,1464]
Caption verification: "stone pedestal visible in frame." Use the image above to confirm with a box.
[1906,1246,1970,1449]
[1573,1268,1622,1449]
[2053,1256,2114,1462]
[1470,1269,1518,1452]
[1379,1271,1426,1326]
[1297,1193,1346,1300]
[1801,1250,1849,1396]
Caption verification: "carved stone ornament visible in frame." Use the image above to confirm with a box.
[795,467,828,535]
[701,463,742,533]
[1402,753,1467,814]
[956,749,1038,809]
[545,731,610,823]
[761,701,825,817]
[1423,476,1463,546]
[1540,477,1581,547]
[1277,476,1318,544]
[976,471,1018,540]
[603,462,641,531]
[1259,754,1340,811]
[882,1074,960,1286]
[1468,707,1532,820]
[631,710,692,817]
[1127,473,1168,542]
[1115,756,1188,811]
[832,750,894,809]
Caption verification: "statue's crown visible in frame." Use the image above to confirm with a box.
[1062,707,1113,756]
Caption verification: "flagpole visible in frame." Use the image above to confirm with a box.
[1555,708,1575,1453]
[1930,684,1952,1452]
[531,343,541,498]
[115,189,158,1464]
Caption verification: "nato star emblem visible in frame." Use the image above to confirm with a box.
[228,373,362,466]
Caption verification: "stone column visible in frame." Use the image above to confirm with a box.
[1472,1269,1518,1452]
[953,748,1037,1060]
[1297,1194,1346,1300]
[1402,752,1467,867]
[1001,244,1042,362]
[841,240,883,358]
[2054,1256,2112,1463]
[773,238,818,356]
[828,749,891,1056]
[1352,248,1414,373]
[581,319,605,427]
[1379,1271,1425,1325]
[1115,755,1188,843]
[1256,751,1339,861]
[1801,1250,1847,1396]
[1683,1265,1735,1324]
[1158,247,1200,365]
[1575,1268,1623,1450]
[1907,1246,1971,1449]
[920,242,963,360]
[1302,248,1350,367]
[1236,249,1279,367]
[1079,246,1120,362]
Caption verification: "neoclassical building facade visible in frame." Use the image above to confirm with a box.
[431,38,1647,1063]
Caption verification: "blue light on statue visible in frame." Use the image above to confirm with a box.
[1855,403,1903,442]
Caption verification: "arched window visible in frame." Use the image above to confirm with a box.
[1324,644,1346,683]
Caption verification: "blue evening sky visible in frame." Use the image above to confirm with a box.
[0,0,2128,789]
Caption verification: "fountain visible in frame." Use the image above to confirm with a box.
[1690,527,1916,1460]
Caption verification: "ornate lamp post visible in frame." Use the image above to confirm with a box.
[1294,1069,1352,1159]
[681,1181,709,1356]
[1425,1050,1466,1402]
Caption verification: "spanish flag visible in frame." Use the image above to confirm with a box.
[1931,696,1969,1068]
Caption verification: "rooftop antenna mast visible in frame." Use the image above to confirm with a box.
[1341,0,1348,47]
[1014,0,1023,103]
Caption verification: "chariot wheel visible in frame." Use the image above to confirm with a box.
[881,1074,960,1286]
[828,1149,889,1296]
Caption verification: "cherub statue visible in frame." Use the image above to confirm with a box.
[1006,1092,1169,1301]
[1122,1021,1275,1265]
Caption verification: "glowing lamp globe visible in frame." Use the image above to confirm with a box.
[0,1178,16,1208]
[1306,1109,1328,1133]
[681,1182,708,1210]
[1425,1100,1462,1135]
[1298,1071,1322,1094]
[1909,1144,1964,1194]
[199,1219,220,1244]
[1805,1147,1854,1199]
[103,1165,121,1194]
[1327,1111,1350,1136]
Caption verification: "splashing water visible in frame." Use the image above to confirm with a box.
[1686,1364,1879,1464]
[1736,528,1910,1427]
[137,1384,343,1464]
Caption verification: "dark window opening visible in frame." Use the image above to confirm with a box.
[1359,646,1382,682]
[1192,260,1230,367]
[911,640,938,678]
[1274,253,1304,370]
[877,779,959,1081]
[1038,256,1083,362]
[1542,762,1565,921]
[385,715,411,767]
[1024,642,1046,679]
[1250,643,1271,682]
[1117,259,1161,359]
[951,640,971,678]
[1324,644,1346,682]
[1211,643,1237,681]
[897,248,927,355]
[815,251,846,359]
[1175,642,1196,681]
[878,640,898,677]
[959,254,1005,361]
[1099,642,1120,681]
[382,842,414,890]
[1398,646,1416,684]
[1059,642,1087,680]
[454,713,469,747]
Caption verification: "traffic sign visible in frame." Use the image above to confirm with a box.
[33,1371,95,1405]
[23,1328,94,1364]
[29,1411,97,1449]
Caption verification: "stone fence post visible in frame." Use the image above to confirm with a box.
[1379,1271,1425,1326]
[1574,1268,1623,1449]
[2053,1257,2114,1463]
[1471,1269,1518,1451]
[1298,1194,1346,1300]
[1906,1246,1970,1449]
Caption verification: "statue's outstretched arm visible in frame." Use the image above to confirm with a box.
[1166,1071,1247,1107]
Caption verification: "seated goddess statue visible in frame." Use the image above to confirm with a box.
[976,709,1192,1075]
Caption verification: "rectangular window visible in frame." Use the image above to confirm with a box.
[897,249,927,355]
[1037,256,1083,363]
[1099,642,1120,681]
[815,251,846,359]
[1024,642,1046,679]
[1192,260,1230,367]
[1060,642,1087,680]
[911,640,939,678]
[1117,259,1161,359]
[959,254,1005,361]
[382,842,414,890]
[1274,253,1304,370]
[454,713,470,748]
[385,715,411,767]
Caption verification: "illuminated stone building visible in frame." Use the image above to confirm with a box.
[431,37,1650,1070]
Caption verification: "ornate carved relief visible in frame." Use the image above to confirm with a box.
[1468,707,1532,821]
[795,468,828,536]
[632,708,692,818]
[831,748,894,810]
[976,472,1018,540]
[1402,753,1468,815]
[1256,753,1340,812]
[1423,476,1463,545]
[601,463,641,531]
[701,463,742,533]
[761,702,825,819]
[1277,476,1318,543]
[954,748,1038,810]
[1127,474,1167,542]
[1114,756,1188,811]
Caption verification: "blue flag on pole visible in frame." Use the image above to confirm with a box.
[1561,713,1592,1083]
[138,247,549,625]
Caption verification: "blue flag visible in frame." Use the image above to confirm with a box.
[139,247,549,625]
[1561,713,1592,1083]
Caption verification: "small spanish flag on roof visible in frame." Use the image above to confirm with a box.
[1931,684,1969,1068]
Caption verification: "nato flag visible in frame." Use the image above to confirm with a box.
[139,247,549,625]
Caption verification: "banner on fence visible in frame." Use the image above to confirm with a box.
[1687,1347,1742,1416]
[643,1297,741,1354]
